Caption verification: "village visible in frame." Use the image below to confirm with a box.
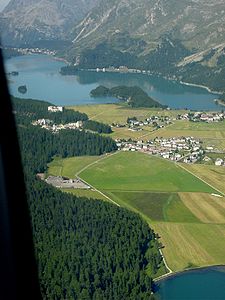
[6,46,56,56]
[178,111,225,123]
[32,106,225,166]
[112,111,225,134]
[116,137,225,166]
[32,105,83,132]
[32,118,83,132]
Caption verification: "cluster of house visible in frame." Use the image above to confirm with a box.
[32,119,83,132]
[32,106,83,132]
[91,66,178,82]
[116,136,203,163]
[112,115,173,132]
[10,47,56,56]
[178,111,225,123]
[95,66,152,74]
[128,116,172,130]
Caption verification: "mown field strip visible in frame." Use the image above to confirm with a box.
[180,193,225,224]
[184,164,225,195]
[177,163,225,197]
[152,222,225,272]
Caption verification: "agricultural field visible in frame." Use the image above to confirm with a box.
[150,120,225,138]
[47,136,225,273]
[110,191,199,223]
[79,152,216,193]
[47,155,103,178]
[183,163,225,194]
[180,193,225,224]
[109,126,154,141]
[152,222,225,271]
[69,103,184,125]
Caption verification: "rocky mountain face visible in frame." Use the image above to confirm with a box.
[0,0,100,47]
[67,0,225,91]
[70,0,225,52]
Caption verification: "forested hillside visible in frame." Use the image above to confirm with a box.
[14,97,163,299]
[90,85,166,108]
[13,97,88,125]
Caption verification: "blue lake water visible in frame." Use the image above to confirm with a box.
[156,266,225,300]
[5,54,221,110]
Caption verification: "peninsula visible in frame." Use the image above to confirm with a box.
[90,85,167,109]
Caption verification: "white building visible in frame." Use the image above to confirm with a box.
[215,158,224,166]
[48,106,64,112]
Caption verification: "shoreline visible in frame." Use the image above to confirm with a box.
[154,264,225,283]
[179,80,223,95]
[215,99,225,107]
[6,53,224,110]
[5,48,224,96]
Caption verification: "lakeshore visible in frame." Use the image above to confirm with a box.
[179,80,223,95]
[215,99,225,107]
[5,54,221,110]
[155,265,225,300]
[155,264,225,283]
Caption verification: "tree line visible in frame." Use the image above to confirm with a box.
[83,120,112,134]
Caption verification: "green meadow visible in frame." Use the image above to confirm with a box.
[79,152,216,193]
[110,191,199,223]
[47,155,102,178]
[47,151,225,272]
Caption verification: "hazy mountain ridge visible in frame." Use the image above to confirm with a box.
[0,0,100,46]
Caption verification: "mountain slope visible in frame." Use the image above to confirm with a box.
[0,0,100,47]
[71,0,225,54]
[66,0,225,91]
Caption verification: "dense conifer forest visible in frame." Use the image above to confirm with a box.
[13,97,163,299]
[13,97,88,125]
[83,120,112,134]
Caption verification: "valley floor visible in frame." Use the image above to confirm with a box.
[48,104,225,274]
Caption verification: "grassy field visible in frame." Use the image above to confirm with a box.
[111,191,199,223]
[109,126,154,141]
[64,189,110,202]
[180,193,225,224]
[47,148,225,272]
[183,163,225,194]
[69,103,184,125]
[169,120,225,132]
[79,152,216,193]
[152,222,225,271]
[47,155,103,178]
[76,151,225,272]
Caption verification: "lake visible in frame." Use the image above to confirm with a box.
[5,54,221,110]
[156,266,225,300]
